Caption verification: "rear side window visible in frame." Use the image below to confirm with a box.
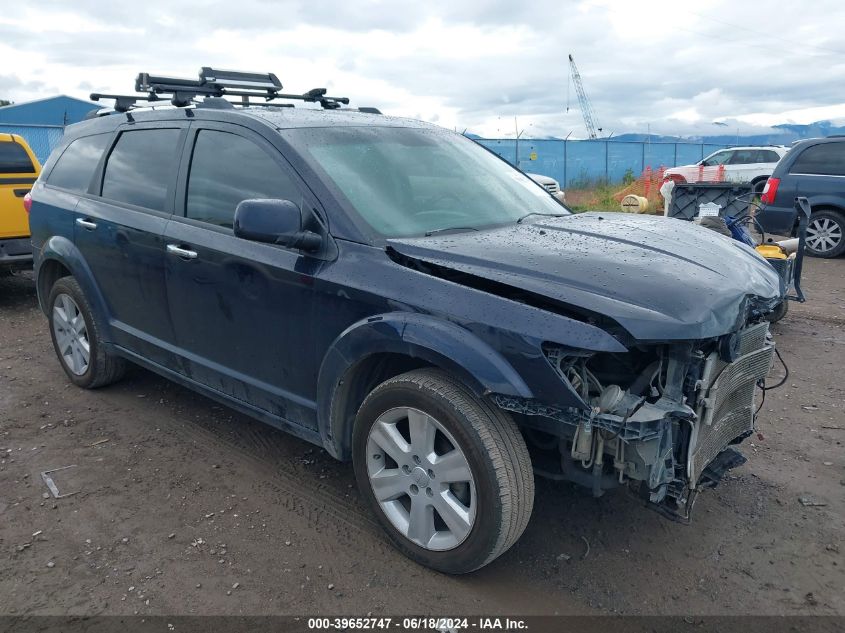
[186,130,301,228]
[0,140,35,173]
[101,129,182,210]
[728,149,758,165]
[790,143,845,176]
[46,134,111,192]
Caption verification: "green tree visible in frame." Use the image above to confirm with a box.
[0,99,13,107]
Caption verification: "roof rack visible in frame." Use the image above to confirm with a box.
[91,66,353,113]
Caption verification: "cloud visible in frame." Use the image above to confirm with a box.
[1,0,843,138]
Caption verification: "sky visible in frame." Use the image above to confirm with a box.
[1,0,844,139]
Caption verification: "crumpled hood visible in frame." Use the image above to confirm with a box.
[387,212,782,341]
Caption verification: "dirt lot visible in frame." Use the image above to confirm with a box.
[1,258,843,617]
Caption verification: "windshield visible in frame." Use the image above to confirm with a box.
[282,126,568,238]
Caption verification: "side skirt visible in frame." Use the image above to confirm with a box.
[111,344,325,451]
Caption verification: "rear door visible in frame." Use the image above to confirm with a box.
[164,122,323,429]
[74,122,188,367]
[0,134,40,240]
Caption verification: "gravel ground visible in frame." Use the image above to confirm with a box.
[0,257,843,616]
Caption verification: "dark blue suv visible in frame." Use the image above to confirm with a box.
[758,136,845,258]
[28,69,784,573]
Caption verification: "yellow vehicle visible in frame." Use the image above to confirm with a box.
[0,133,40,271]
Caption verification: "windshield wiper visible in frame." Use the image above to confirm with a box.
[423,226,480,237]
[516,212,567,224]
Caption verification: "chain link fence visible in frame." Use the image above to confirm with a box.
[0,124,65,166]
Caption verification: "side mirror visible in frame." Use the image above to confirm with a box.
[233,199,322,252]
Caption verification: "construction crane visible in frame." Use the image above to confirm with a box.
[567,54,601,139]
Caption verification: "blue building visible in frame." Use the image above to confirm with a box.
[0,96,101,164]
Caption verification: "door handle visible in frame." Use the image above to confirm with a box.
[75,218,97,230]
[166,244,198,260]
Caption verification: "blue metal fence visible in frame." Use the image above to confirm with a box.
[476,138,730,188]
[0,124,65,166]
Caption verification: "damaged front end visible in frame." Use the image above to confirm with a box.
[493,321,775,522]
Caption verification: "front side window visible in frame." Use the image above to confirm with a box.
[790,143,845,176]
[281,126,567,238]
[186,130,301,228]
[101,129,182,210]
[46,133,111,192]
[701,150,732,167]
[0,140,35,173]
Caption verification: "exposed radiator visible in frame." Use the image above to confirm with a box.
[689,322,774,484]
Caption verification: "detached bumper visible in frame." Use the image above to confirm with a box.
[0,237,33,269]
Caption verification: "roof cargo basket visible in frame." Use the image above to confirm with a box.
[91,66,353,112]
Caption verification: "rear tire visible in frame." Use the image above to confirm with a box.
[805,209,845,258]
[352,368,534,574]
[47,276,126,389]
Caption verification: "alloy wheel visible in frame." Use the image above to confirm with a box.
[366,407,476,551]
[806,217,843,254]
[52,293,90,375]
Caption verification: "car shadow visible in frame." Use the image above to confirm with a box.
[0,269,39,312]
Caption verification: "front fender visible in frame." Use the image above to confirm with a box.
[35,236,113,341]
[317,312,532,459]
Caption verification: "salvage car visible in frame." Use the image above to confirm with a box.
[28,69,783,573]
[526,172,566,204]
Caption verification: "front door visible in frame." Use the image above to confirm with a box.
[164,123,322,429]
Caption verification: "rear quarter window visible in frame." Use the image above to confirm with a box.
[46,133,112,193]
[756,150,781,163]
[0,140,35,173]
[790,143,845,176]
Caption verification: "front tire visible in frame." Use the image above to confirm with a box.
[765,300,789,323]
[805,209,845,258]
[352,368,534,574]
[47,276,126,389]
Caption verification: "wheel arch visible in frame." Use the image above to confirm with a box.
[35,236,113,341]
[317,312,533,460]
[809,202,845,216]
[750,175,769,192]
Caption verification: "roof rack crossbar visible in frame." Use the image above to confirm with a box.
[90,92,162,113]
[91,67,352,112]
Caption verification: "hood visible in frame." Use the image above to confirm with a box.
[387,213,782,342]
[526,173,557,186]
